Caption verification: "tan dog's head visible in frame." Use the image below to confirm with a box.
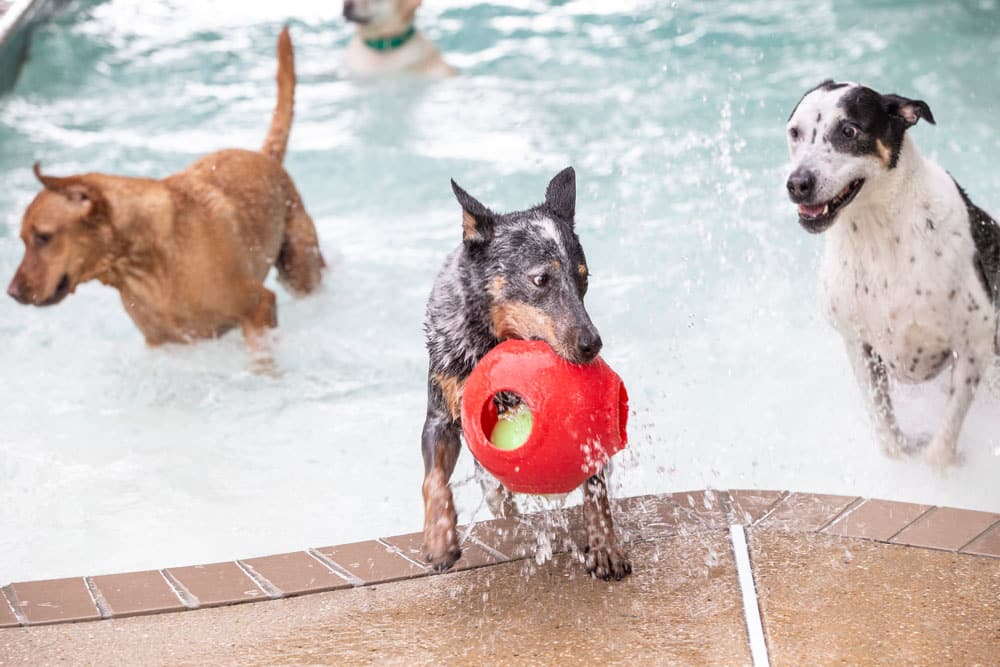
[343,0,421,30]
[7,164,113,306]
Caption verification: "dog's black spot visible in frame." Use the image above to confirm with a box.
[816,112,822,122]
[916,288,922,295]
[910,256,916,263]
[926,218,935,231]
[811,128,817,144]
[852,222,858,232]
[953,178,1000,307]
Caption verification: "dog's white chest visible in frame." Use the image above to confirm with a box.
[820,203,992,383]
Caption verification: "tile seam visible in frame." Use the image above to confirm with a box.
[375,538,432,572]
[466,535,512,562]
[729,524,770,667]
[83,577,111,620]
[886,505,938,543]
[1,585,26,627]
[306,548,365,587]
[957,517,1000,554]
[751,490,791,526]
[302,549,356,583]
[234,561,282,600]
[816,496,865,533]
[159,569,199,609]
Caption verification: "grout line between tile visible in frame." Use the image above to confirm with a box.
[957,517,1000,553]
[376,538,432,571]
[816,497,865,533]
[235,561,282,600]
[751,490,791,526]
[1,585,26,626]
[306,549,364,587]
[303,549,355,583]
[729,524,770,667]
[83,577,111,619]
[159,569,199,609]
[466,536,510,562]
[886,505,937,543]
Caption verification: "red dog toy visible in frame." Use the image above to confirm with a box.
[461,339,629,494]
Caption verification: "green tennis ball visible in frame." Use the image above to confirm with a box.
[490,407,533,451]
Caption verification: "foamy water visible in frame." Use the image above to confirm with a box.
[1,0,999,583]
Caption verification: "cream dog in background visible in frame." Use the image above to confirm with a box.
[343,0,456,76]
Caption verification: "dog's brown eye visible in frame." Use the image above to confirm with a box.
[532,274,549,288]
[34,232,52,246]
[788,127,800,140]
[842,124,859,139]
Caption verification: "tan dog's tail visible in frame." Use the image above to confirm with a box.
[262,27,295,163]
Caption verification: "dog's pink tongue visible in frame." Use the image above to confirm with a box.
[799,203,825,219]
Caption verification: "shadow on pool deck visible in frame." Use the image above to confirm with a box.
[2,490,998,665]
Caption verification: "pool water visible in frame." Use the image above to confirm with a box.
[2,0,999,583]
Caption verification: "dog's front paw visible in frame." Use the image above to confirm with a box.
[923,439,963,469]
[583,544,632,581]
[422,519,461,573]
[878,429,923,459]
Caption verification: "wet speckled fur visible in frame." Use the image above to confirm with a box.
[420,167,631,579]
[786,80,1000,467]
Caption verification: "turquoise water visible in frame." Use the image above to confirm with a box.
[1,0,999,583]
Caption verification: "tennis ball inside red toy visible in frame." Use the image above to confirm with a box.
[461,339,629,495]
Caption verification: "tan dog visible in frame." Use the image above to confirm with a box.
[343,0,456,77]
[6,28,325,353]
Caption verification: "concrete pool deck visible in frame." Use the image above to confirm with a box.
[2,489,998,665]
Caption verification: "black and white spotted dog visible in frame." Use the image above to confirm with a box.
[786,80,1000,467]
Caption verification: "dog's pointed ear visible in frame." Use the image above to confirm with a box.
[882,94,935,127]
[33,162,105,219]
[451,179,494,245]
[545,166,575,222]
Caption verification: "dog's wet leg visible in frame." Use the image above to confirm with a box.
[847,341,914,457]
[421,379,463,572]
[241,286,278,371]
[581,471,631,580]
[277,196,325,296]
[925,353,984,467]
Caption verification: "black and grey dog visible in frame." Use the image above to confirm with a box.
[420,167,631,579]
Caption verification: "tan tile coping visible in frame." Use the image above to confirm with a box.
[1,489,997,628]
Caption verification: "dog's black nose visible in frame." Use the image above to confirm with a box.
[786,168,816,203]
[577,331,603,361]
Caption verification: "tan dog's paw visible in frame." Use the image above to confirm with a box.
[422,524,461,573]
[583,544,632,581]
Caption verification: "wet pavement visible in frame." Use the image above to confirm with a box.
[2,491,998,665]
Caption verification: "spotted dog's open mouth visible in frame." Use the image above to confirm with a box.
[39,274,71,306]
[798,179,865,233]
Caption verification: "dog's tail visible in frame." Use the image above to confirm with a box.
[262,26,295,164]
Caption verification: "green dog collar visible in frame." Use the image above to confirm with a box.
[363,25,417,51]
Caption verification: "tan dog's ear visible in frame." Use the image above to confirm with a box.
[33,162,105,217]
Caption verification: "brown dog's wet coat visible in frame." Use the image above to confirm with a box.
[7,28,324,354]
